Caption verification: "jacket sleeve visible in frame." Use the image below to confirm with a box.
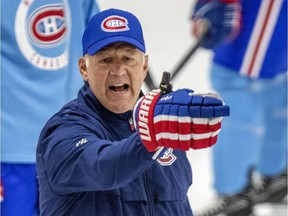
[37,116,155,195]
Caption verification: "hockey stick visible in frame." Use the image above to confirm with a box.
[144,20,210,90]
[144,69,157,90]
[145,35,205,89]
[170,20,210,81]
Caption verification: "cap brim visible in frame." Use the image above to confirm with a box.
[86,36,146,55]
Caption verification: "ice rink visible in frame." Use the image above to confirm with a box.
[97,1,287,215]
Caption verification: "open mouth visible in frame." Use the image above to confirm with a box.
[109,84,129,92]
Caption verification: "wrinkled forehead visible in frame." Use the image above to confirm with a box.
[98,42,140,53]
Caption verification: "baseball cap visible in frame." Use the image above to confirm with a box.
[82,8,146,56]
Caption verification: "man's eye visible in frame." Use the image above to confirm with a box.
[124,56,134,62]
[99,58,112,63]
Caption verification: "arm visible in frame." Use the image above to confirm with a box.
[38,84,229,194]
[38,116,155,194]
[190,0,242,49]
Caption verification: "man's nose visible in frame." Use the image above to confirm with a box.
[110,61,126,76]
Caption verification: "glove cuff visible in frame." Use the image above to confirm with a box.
[134,90,161,152]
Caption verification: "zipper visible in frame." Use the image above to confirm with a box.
[144,172,154,216]
[128,117,135,131]
[128,114,153,214]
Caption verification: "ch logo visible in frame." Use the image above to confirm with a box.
[28,5,66,46]
[15,2,70,70]
[157,148,177,166]
[101,15,129,32]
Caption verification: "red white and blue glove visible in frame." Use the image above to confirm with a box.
[191,0,242,49]
[133,89,230,152]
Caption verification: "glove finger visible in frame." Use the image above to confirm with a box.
[191,95,203,106]
[191,139,209,150]
[201,106,214,118]
[155,104,171,147]
[209,117,222,132]
[208,135,218,148]
[189,115,210,149]
[208,117,222,147]
[171,89,194,105]
[190,117,222,149]
[214,105,230,117]
[201,105,230,118]
[189,106,201,118]
[202,96,223,106]
[154,104,165,147]
[190,118,209,149]
[178,106,191,151]
[168,105,180,149]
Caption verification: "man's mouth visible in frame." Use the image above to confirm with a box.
[109,83,129,92]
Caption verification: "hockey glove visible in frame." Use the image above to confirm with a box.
[191,0,241,49]
[133,89,230,152]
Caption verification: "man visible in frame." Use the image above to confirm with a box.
[190,0,287,215]
[36,8,230,215]
[1,1,99,215]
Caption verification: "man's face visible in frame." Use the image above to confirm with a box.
[79,43,148,114]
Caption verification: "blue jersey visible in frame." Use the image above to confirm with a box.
[213,0,287,78]
[36,83,193,215]
[1,0,99,163]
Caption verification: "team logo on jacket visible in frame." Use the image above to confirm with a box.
[101,16,129,32]
[15,1,70,70]
[157,148,177,166]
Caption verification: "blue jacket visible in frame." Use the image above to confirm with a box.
[36,82,193,216]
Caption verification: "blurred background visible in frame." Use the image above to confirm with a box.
[97,1,287,215]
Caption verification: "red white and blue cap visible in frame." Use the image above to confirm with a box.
[82,8,146,56]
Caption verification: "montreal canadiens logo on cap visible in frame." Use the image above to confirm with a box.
[101,15,130,32]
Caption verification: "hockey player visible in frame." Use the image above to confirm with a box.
[1,1,99,215]
[190,0,287,215]
[36,8,230,215]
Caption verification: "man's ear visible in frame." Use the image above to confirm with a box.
[78,57,89,81]
[143,55,149,79]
